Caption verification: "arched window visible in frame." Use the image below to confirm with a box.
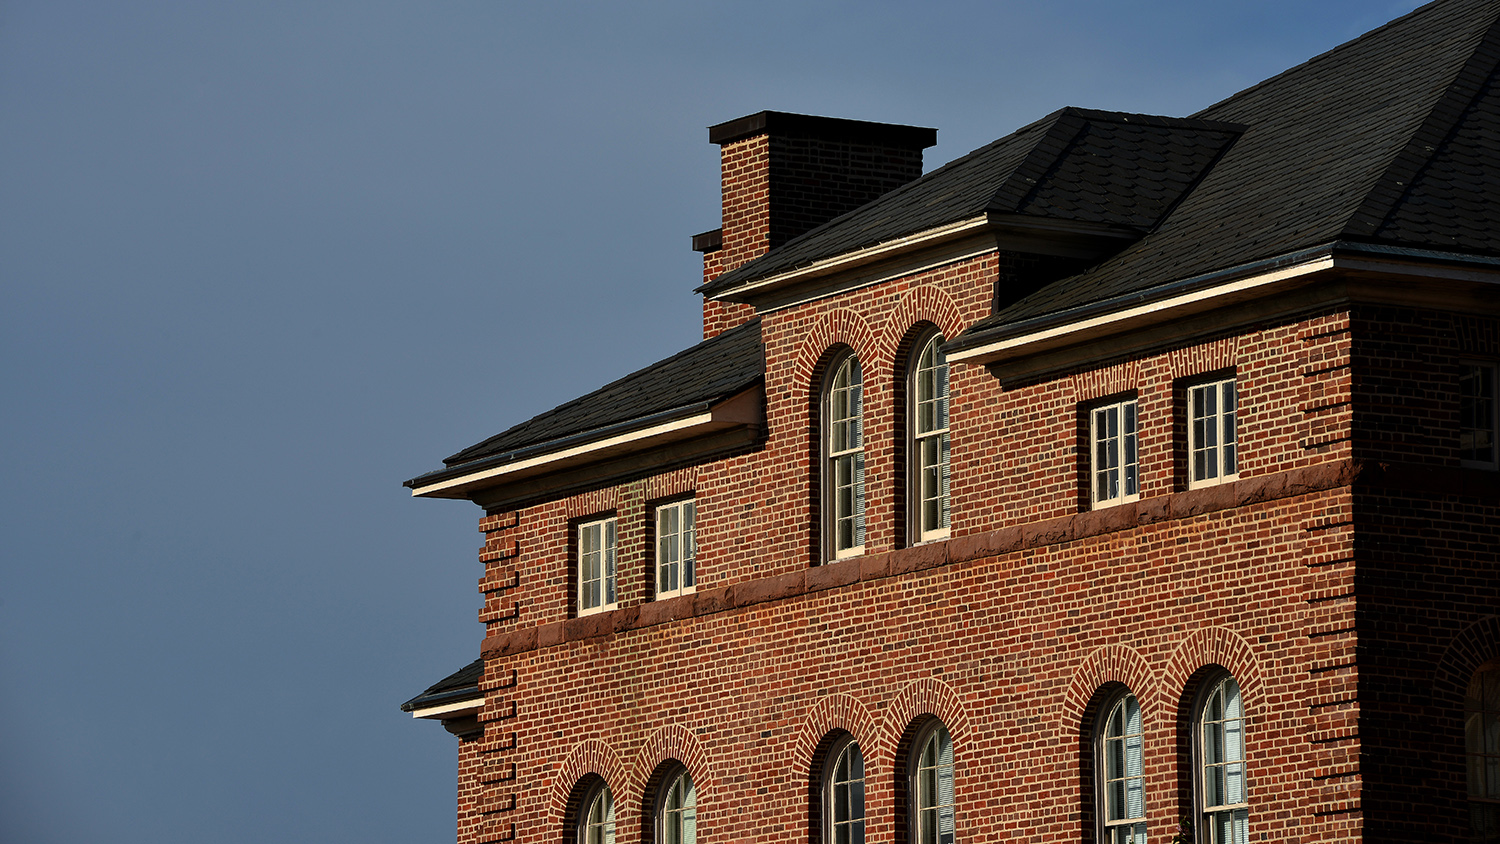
[824,736,866,844]
[1097,691,1146,843]
[1196,674,1248,844]
[825,352,865,561]
[578,780,615,844]
[910,332,950,542]
[1468,664,1500,842]
[657,766,696,844]
[910,721,955,844]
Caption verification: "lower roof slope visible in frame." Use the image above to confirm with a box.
[967,0,1500,337]
[420,317,763,478]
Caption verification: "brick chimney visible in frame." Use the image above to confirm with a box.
[695,111,937,338]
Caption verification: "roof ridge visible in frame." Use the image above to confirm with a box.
[985,110,1090,213]
[1342,9,1500,238]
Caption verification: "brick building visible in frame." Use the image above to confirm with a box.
[401,1,1500,841]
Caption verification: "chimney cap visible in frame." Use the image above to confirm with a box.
[708,110,937,149]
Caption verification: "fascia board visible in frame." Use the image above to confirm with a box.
[707,214,1138,305]
[949,246,1500,368]
[705,216,991,301]
[947,253,1338,366]
[409,387,763,500]
[409,696,483,720]
[410,412,717,498]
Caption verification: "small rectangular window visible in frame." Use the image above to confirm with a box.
[577,516,617,616]
[1091,398,1139,508]
[1460,362,1498,468]
[1188,377,1237,488]
[655,499,696,599]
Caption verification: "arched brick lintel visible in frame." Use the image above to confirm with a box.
[878,285,964,366]
[1159,626,1264,717]
[627,723,714,803]
[1434,614,1500,705]
[881,676,972,754]
[790,692,879,781]
[1061,644,1157,734]
[791,309,878,388]
[549,738,626,822]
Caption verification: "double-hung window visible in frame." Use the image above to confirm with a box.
[579,782,616,844]
[577,516,617,616]
[1188,377,1237,487]
[656,500,696,599]
[912,333,951,541]
[1099,692,1146,843]
[912,722,955,844]
[826,354,865,560]
[1091,398,1139,508]
[1197,674,1249,844]
[1461,363,1498,468]
[658,767,696,844]
[1468,665,1500,842]
[826,737,866,844]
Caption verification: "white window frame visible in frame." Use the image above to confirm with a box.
[1467,664,1500,840]
[579,781,616,844]
[576,516,617,617]
[656,766,696,844]
[910,721,955,844]
[824,735,866,844]
[1195,673,1248,844]
[655,499,696,600]
[1188,377,1238,489]
[1460,362,1498,469]
[825,353,865,562]
[1090,397,1139,509]
[911,332,951,543]
[1097,691,1146,844]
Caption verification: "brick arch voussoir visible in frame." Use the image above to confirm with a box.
[882,676,972,758]
[1434,615,1500,705]
[627,723,714,801]
[791,692,879,781]
[879,286,964,366]
[791,310,877,388]
[1159,627,1263,718]
[550,738,626,820]
[1061,644,1157,733]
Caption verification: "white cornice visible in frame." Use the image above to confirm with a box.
[410,412,716,498]
[947,254,1337,365]
[408,696,483,720]
[709,216,992,300]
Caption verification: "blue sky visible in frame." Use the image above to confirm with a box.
[0,1,1422,841]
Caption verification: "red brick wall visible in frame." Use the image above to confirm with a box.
[452,280,1498,842]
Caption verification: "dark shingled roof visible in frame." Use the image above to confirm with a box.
[964,0,1500,337]
[400,658,482,713]
[699,109,1244,295]
[439,317,764,469]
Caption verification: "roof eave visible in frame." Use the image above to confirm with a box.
[947,242,1500,370]
[704,213,1142,305]
[405,385,764,501]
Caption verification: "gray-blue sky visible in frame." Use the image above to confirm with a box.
[0,1,1422,840]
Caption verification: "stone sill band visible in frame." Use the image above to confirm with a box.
[480,458,1498,660]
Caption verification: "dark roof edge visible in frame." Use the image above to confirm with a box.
[708,110,937,148]
[403,393,750,490]
[441,318,763,467]
[400,684,483,713]
[1191,0,1469,119]
[1343,11,1500,237]
[949,240,1500,354]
